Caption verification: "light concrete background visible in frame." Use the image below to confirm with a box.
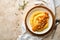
[0,0,22,40]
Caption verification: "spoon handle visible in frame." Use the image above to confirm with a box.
[51,19,60,39]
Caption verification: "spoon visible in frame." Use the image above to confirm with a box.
[51,19,60,39]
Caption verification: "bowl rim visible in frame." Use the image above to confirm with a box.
[25,6,55,36]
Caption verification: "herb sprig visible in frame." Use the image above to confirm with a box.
[19,0,28,10]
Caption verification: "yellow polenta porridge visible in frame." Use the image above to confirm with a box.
[30,11,49,32]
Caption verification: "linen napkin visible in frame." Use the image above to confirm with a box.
[55,0,60,7]
[17,0,60,40]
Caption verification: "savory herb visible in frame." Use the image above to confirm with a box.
[18,0,28,10]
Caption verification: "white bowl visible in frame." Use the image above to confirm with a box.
[25,6,55,35]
